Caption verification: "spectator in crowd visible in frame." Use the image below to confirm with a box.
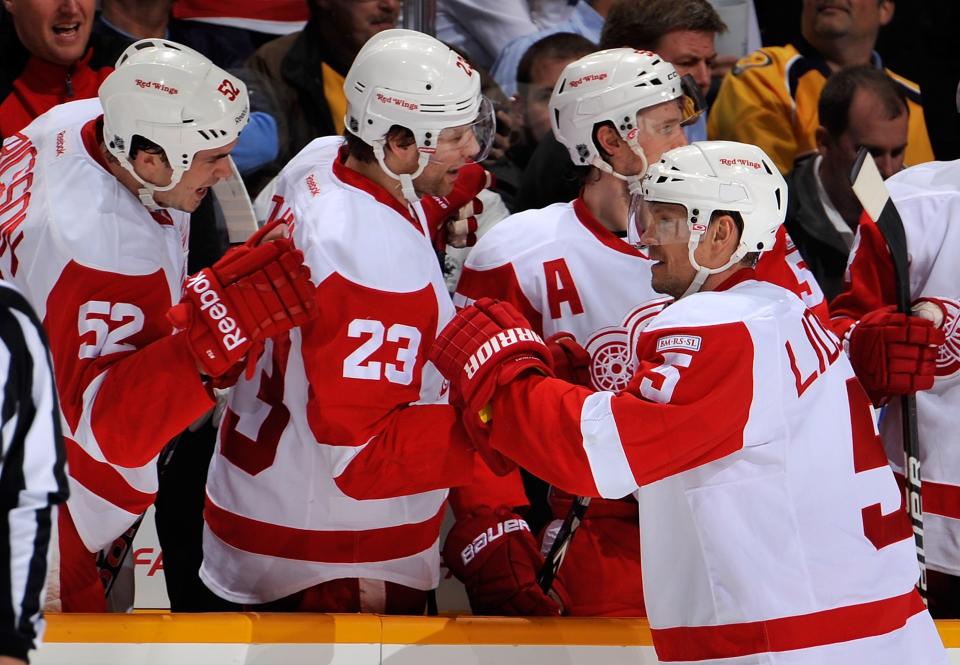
[491,0,611,98]
[0,280,68,664]
[481,32,595,213]
[171,0,308,68]
[245,0,400,196]
[0,0,123,141]
[785,65,908,300]
[515,32,595,151]
[0,38,313,613]
[438,0,545,71]
[709,0,932,174]
[517,0,726,211]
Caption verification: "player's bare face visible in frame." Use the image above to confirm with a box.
[640,202,697,298]
[636,101,688,165]
[803,0,893,42]
[414,125,481,197]
[152,140,238,213]
[6,0,95,66]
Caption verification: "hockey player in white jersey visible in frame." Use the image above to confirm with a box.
[201,29,503,613]
[430,140,947,663]
[831,159,959,616]
[0,39,316,611]
[450,48,829,617]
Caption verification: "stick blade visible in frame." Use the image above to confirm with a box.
[850,147,888,224]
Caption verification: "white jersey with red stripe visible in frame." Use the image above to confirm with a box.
[201,140,465,604]
[455,198,667,391]
[483,274,945,663]
[832,159,960,577]
[172,0,308,34]
[455,199,829,392]
[0,99,213,552]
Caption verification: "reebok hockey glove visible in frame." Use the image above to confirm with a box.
[169,238,317,378]
[545,332,593,387]
[443,506,569,616]
[848,305,944,406]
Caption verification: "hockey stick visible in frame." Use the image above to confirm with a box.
[96,435,181,600]
[537,495,590,594]
[850,148,926,601]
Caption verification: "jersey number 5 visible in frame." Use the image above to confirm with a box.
[342,318,421,385]
[847,377,913,550]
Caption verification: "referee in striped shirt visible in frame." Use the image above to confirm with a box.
[0,280,68,664]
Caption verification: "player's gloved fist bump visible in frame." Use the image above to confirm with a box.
[546,332,592,387]
[443,506,568,616]
[848,305,945,405]
[169,238,317,377]
[429,298,553,414]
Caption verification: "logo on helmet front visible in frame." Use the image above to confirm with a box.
[375,93,418,111]
[136,79,178,95]
[568,72,608,88]
[218,79,240,102]
[719,157,761,170]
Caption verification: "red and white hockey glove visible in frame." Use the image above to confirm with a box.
[421,163,493,251]
[443,506,569,616]
[430,298,553,474]
[546,332,592,387]
[431,298,553,409]
[847,305,944,406]
[169,238,317,378]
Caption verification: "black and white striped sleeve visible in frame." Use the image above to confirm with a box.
[0,281,68,662]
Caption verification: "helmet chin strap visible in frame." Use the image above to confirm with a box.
[373,142,428,207]
[120,158,185,211]
[680,233,744,299]
[591,142,649,196]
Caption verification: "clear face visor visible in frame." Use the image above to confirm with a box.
[425,95,497,165]
[678,73,707,127]
[628,198,694,252]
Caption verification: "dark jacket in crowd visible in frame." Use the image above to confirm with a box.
[784,155,853,302]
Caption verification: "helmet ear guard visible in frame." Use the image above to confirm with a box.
[640,140,788,297]
[99,38,250,209]
[344,29,492,204]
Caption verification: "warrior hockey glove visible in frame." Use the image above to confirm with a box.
[430,298,553,411]
[430,298,553,474]
[169,238,316,378]
[443,506,569,616]
[546,332,593,387]
[848,305,944,406]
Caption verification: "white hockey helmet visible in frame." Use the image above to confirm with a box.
[550,48,704,193]
[637,141,787,297]
[100,39,250,208]
[344,28,495,203]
